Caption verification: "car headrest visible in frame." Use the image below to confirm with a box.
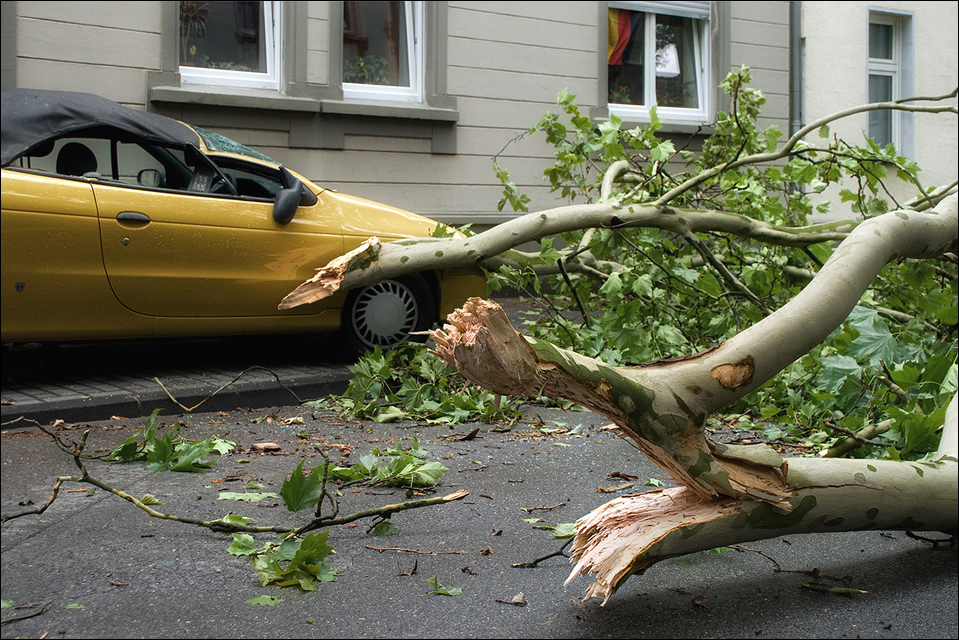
[56,142,98,176]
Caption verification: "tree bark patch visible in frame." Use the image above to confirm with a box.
[711,357,755,390]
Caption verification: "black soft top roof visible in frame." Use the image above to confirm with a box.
[1,88,201,166]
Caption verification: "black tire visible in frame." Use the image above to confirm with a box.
[341,273,435,353]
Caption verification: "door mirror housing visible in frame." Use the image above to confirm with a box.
[273,166,317,224]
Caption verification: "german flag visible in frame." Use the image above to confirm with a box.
[608,8,642,65]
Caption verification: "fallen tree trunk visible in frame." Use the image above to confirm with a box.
[428,197,958,603]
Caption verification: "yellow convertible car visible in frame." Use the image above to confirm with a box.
[1,88,485,352]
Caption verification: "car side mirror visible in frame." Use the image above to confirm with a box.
[138,168,165,188]
[273,166,317,224]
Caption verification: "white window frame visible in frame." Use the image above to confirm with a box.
[179,1,283,92]
[867,12,901,149]
[608,1,710,124]
[343,1,425,103]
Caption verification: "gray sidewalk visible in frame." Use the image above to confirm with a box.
[1,355,350,425]
[1,298,534,427]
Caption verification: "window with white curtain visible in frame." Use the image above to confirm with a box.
[607,1,710,123]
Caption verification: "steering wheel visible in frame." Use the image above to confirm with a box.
[188,163,238,196]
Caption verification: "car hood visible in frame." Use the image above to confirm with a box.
[316,188,447,241]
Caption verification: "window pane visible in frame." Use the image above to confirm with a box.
[343,1,410,87]
[869,23,893,59]
[868,74,893,146]
[654,14,699,109]
[180,1,266,72]
[608,8,646,105]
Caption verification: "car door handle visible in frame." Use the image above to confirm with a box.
[116,211,151,224]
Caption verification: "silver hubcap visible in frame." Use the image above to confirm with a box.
[351,281,419,348]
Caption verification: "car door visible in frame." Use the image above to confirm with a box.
[1,167,155,341]
[94,142,344,320]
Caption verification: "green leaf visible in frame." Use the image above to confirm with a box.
[218,514,252,527]
[649,140,675,163]
[373,406,407,423]
[147,431,177,468]
[371,521,399,536]
[817,355,862,393]
[210,437,237,456]
[845,309,901,367]
[251,554,285,587]
[246,595,283,606]
[547,522,576,538]
[289,531,336,568]
[168,438,217,472]
[228,533,258,556]
[410,461,450,486]
[426,575,462,596]
[107,437,145,462]
[279,459,324,514]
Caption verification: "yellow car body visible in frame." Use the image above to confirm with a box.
[1,89,485,350]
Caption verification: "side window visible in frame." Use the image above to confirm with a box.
[116,141,170,186]
[342,1,424,103]
[607,1,710,124]
[27,138,111,178]
[213,159,283,200]
[179,1,283,91]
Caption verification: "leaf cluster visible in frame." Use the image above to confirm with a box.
[488,67,957,458]
[229,530,337,591]
[106,409,235,472]
[224,440,449,590]
[310,342,522,425]
[322,435,448,488]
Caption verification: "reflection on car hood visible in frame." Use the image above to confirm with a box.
[1,88,201,166]
[318,189,444,240]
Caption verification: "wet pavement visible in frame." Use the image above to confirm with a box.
[2,299,957,639]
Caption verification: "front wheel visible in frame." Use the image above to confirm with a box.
[341,274,435,353]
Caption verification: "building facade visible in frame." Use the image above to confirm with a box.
[1,1,955,226]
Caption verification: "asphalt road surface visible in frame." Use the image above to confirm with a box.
[2,401,957,639]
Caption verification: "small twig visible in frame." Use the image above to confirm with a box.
[293,490,469,536]
[557,253,592,329]
[727,545,849,582]
[365,545,493,556]
[0,601,52,625]
[905,530,956,549]
[511,538,574,568]
[154,366,306,413]
[1,477,69,523]
[313,448,339,521]
[520,502,566,513]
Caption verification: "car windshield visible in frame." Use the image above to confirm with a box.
[193,126,277,164]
